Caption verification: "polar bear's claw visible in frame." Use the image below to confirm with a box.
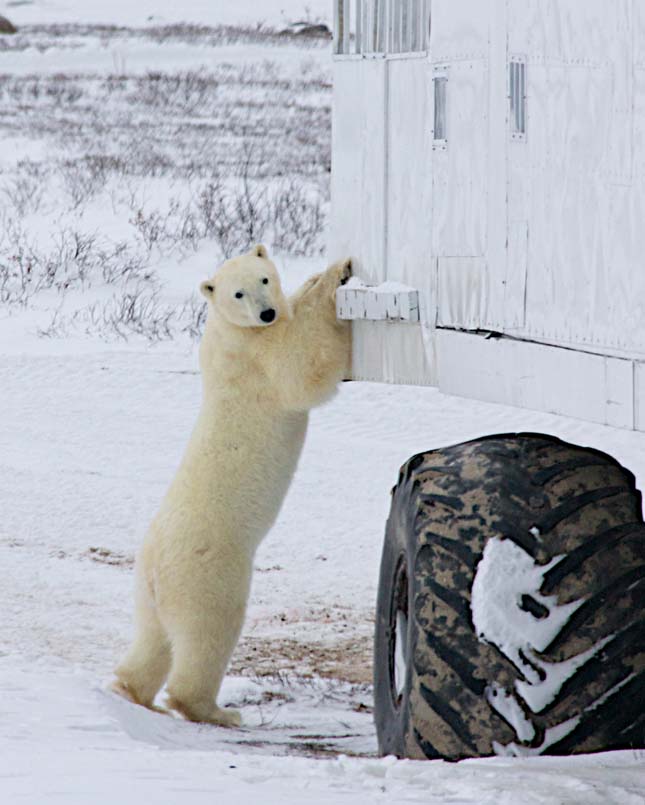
[339,258,352,285]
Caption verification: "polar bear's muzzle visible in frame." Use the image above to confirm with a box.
[260,308,276,324]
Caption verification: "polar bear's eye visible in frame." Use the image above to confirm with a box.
[235,291,244,299]
[262,278,269,285]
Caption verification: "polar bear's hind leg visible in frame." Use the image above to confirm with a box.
[113,603,172,709]
[164,614,244,727]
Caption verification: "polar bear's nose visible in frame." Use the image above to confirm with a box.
[260,308,276,323]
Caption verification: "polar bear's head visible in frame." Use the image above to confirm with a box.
[200,245,290,328]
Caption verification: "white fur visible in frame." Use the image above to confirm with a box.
[113,246,351,726]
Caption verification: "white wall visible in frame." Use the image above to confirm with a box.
[329,0,645,428]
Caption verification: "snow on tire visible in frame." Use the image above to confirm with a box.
[373,433,645,760]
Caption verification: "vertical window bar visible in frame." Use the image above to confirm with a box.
[377,0,387,52]
[342,0,350,54]
[509,60,526,137]
[334,0,350,54]
[401,0,408,52]
[434,75,447,141]
[333,0,341,54]
[362,0,370,52]
[406,0,415,52]
[409,0,416,51]
[415,0,421,49]
[363,0,369,53]
[355,0,362,54]
[372,0,378,52]
[514,63,520,130]
[418,0,426,50]
[520,60,526,132]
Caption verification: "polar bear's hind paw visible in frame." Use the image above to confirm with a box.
[166,696,242,728]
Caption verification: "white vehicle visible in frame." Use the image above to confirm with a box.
[331,0,645,431]
[329,2,645,762]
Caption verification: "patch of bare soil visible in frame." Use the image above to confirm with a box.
[232,635,374,685]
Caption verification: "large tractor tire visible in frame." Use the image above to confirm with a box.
[374,433,644,760]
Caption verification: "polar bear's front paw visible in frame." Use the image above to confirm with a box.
[327,257,351,286]
[338,257,352,286]
[322,258,352,300]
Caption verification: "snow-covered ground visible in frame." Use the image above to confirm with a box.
[2,352,645,802]
[0,2,644,803]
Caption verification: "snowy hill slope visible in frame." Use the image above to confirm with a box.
[4,0,331,28]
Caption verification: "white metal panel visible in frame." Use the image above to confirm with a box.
[431,60,489,259]
[437,331,635,429]
[437,258,487,329]
[351,320,433,384]
[431,0,491,61]
[505,0,645,358]
[604,358,634,429]
[484,0,509,329]
[635,363,645,432]
[519,61,613,345]
[637,1,645,66]
[329,58,387,283]
[508,0,627,65]
[504,221,528,330]
[386,56,434,321]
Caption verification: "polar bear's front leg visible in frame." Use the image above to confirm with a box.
[273,258,352,411]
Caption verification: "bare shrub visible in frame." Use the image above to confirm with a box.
[130,208,164,253]
[194,148,271,258]
[0,223,149,304]
[39,285,172,341]
[98,241,147,284]
[271,178,325,256]
[2,160,48,216]
[58,156,113,209]
[195,178,236,255]
[130,197,200,256]
[132,70,217,114]
[39,287,208,343]
[178,294,207,339]
[38,228,97,291]
[232,146,271,250]
[104,286,175,340]
[0,244,37,304]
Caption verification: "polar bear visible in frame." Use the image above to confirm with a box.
[112,245,351,726]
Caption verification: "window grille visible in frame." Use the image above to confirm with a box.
[509,60,527,139]
[334,0,428,56]
[433,73,447,146]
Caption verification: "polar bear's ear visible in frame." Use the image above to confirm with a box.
[200,280,215,300]
[252,244,268,259]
